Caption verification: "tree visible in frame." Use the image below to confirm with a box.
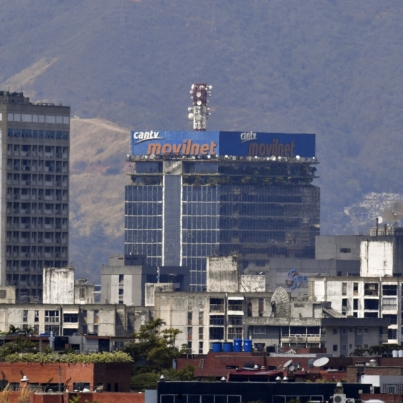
[124,318,182,368]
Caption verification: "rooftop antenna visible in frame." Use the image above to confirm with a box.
[188,83,212,131]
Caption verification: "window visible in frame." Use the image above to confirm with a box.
[0,290,6,299]
[342,328,347,334]
[364,328,369,334]
[209,327,224,340]
[383,284,397,296]
[35,310,39,322]
[199,311,204,325]
[63,314,78,323]
[353,299,358,310]
[228,316,242,326]
[340,248,351,253]
[258,298,264,317]
[199,327,203,338]
[23,310,28,323]
[342,283,347,296]
[333,345,338,352]
[357,327,362,334]
[118,274,124,283]
[228,327,243,340]
[210,315,224,326]
[79,287,85,299]
[364,299,379,310]
[253,326,266,334]
[119,288,124,295]
[45,310,59,323]
[333,328,338,334]
[188,312,192,325]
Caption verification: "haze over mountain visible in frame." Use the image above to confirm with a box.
[1,1,403,280]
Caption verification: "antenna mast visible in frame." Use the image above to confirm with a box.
[188,83,212,131]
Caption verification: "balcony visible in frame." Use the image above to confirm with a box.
[209,304,224,313]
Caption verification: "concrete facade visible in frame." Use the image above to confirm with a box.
[0,285,16,303]
[0,303,152,336]
[43,267,74,304]
[100,254,189,305]
[0,92,70,302]
[310,276,403,344]
[153,289,388,356]
[206,256,238,292]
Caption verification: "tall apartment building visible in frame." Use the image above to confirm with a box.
[0,91,70,302]
[125,130,319,291]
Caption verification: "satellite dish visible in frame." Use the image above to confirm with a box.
[376,216,383,224]
[283,359,293,368]
[289,365,295,372]
[308,358,315,368]
[392,202,403,214]
[313,357,329,367]
[382,207,403,223]
[271,288,291,318]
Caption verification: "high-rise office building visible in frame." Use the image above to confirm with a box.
[0,91,70,302]
[125,130,319,291]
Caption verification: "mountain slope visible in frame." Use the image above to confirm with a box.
[1,1,403,277]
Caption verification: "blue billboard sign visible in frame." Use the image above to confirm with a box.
[130,131,315,158]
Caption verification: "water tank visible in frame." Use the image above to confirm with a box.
[233,338,242,352]
[223,342,233,352]
[399,350,403,358]
[212,342,222,352]
[392,350,398,357]
[244,339,252,352]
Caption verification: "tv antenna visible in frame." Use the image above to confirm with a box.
[188,83,212,131]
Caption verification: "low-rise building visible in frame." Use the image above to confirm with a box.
[0,303,151,337]
[153,287,389,356]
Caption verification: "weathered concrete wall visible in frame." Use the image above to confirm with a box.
[361,240,394,277]
[145,283,174,306]
[74,284,94,304]
[0,285,16,303]
[316,235,363,260]
[43,268,74,304]
[239,275,265,292]
[206,256,238,292]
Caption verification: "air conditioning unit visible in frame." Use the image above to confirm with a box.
[334,394,346,403]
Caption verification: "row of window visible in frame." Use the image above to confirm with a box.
[7,114,69,124]
[8,128,69,139]
[342,283,400,296]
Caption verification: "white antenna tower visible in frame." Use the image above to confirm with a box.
[188,83,212,131]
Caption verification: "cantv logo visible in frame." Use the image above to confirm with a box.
[132,131,163,144]
[240,131,257,143]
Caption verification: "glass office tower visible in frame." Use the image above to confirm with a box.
[125,131,319,291]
